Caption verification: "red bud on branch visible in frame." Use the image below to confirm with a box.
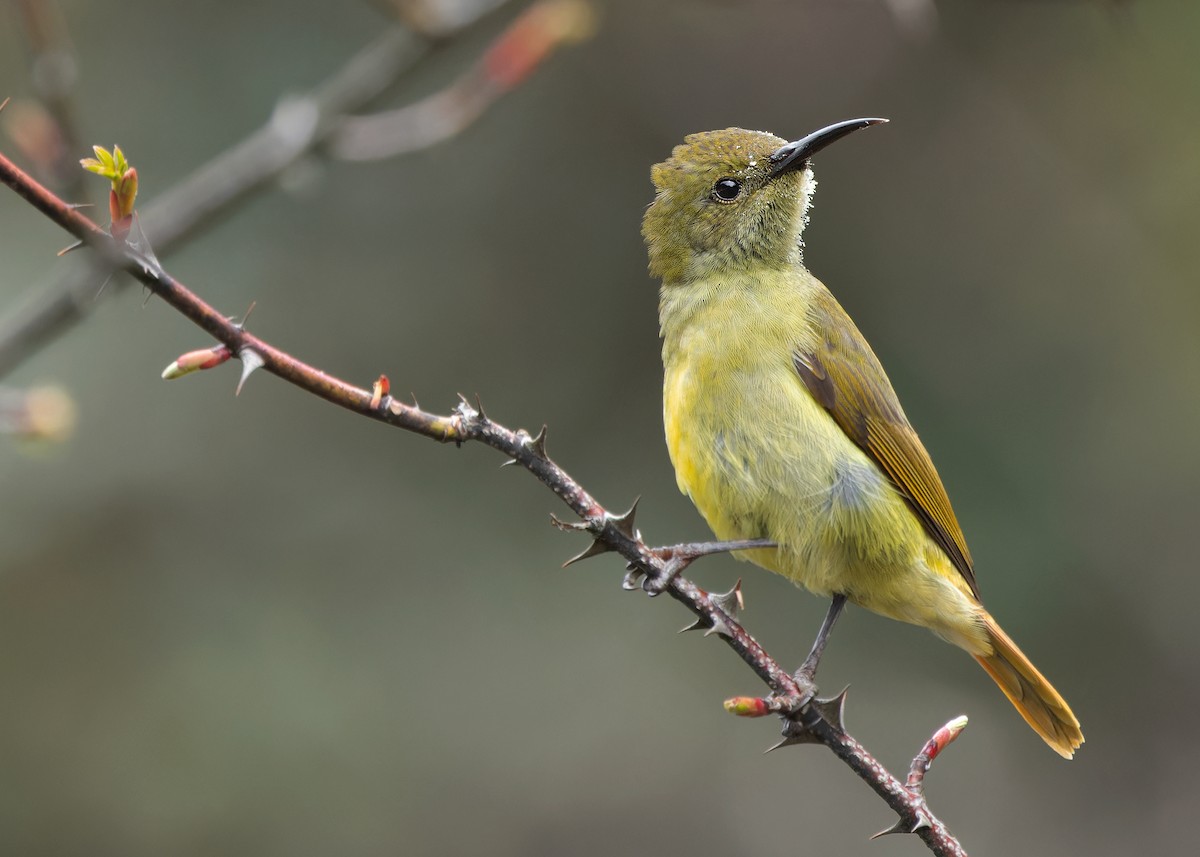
[161,344,233,380]
[724,696,773,718]
[907,715,969,792]
[370,374,391,409]
[81,144,138,242]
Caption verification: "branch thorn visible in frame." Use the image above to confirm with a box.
[701,615,733,638]
[56,238,84,256]
[678,615,710,633]
[808,687,849,734]
[609,497,639,540]
[235,300,257,329]
[710,578,744,618]
[562,538,612,568]
[527,424,548,459]
[763,734,808,754]
[236,347,265,395]
[870,809,933,840]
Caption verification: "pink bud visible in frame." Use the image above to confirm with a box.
[162,344,233,380]
[724,696,771,717]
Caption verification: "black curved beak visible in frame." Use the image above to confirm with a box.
[768,118,888,176]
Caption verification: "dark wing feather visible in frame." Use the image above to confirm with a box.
[794,292,979,599]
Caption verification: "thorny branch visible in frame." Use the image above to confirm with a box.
[0,0,590,378]
[0,147,969,857]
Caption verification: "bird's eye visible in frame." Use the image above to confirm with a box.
[711,178,742,203]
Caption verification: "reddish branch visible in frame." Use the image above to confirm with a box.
[0,150,968,857]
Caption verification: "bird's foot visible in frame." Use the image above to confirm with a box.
[791,665,819,704]
[639,538,776,595]
[763,687,851,751]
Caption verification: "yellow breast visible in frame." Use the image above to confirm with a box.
[659,270,936,605]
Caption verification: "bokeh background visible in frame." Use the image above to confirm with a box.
[1,0,1197,854]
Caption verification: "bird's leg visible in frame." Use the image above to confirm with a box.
[639,538,776,594]
[794,593,847,693]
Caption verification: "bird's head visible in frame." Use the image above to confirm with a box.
[642,119,886,283]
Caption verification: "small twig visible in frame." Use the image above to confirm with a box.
[1,150,969,856]
[331,0,594,161]
[908,715,970,794]
[871,716,971,846]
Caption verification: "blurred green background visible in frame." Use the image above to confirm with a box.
[1,0,1197,854]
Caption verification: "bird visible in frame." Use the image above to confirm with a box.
[642,119,1083,758]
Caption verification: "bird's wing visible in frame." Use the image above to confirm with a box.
[793,292,978,599]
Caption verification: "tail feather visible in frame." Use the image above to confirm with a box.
[973,612,1084,759]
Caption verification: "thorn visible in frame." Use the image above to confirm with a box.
[678,616,710,633]
[621,567,645,590]
[410,392,420,409]
[500,458,519,468]
[702,615,733,638]
[66,202,95,211]
[0,97,8,112]
[870,811,932,840]
[763,735,809,753]
[870,819,908,840]
[710,578,744,617]
[809,687,849,733]
[236,347,265,395]
[56,239,84,257]
[609,497,640,540]
[236,300,257,329]
[93,273,115,300]
[473,394,487,422]
[562,539,611,568]
[528,424,548,459]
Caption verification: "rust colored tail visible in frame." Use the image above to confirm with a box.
[973,613,1083,759]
